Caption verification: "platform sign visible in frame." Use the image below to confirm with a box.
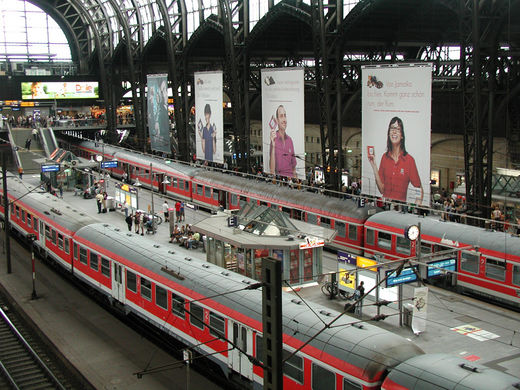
[427,258,456,278]
[386,266,418,287]
[101,160,118,169]
[337,251,356,265]
[41,164,60,173]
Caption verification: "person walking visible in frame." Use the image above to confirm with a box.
[134,212,140,233]
[32,128,38,140]
[25,137,32,150]
[180,201,185,222]
[139,212,145,235]
[58,183,63,198]
[18,167,23,179]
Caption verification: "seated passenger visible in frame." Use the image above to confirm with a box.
[169,224,180,243]
[187,231,201,249]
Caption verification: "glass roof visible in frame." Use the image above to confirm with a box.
[0,0,71,62]
[239,205,297,236]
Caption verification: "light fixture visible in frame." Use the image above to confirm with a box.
[134,178,141,186]
[95,155,103,162]
[162,177,170,185]
[89,156,94,163]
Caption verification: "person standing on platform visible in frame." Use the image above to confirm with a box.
[180,201,185,222]
[125,213,133,231]
[58,183,63,199]
[95,192,103,213]
[18,167,23,179]
[175,201,181,223]
[134,212,140,234]
[354,281,365,315]
[25,137,32,150]
[139,212,145,236]
[163,200,169,222]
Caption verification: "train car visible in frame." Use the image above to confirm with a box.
[364,211,520,309]
[2,175,519,389]
[0,178,99,272]
[381,353,520,390]
[73,140,375,254]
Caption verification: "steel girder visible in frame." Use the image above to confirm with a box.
[220,0,250,172]
[459,0,510,223]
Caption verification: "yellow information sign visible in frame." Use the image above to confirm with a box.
[339,268,356,289]
[356,256,378,272]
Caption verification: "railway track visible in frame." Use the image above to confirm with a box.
[0,293,90,390]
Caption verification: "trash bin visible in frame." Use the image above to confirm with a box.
[106,196,115,211]
[403,303,413,328]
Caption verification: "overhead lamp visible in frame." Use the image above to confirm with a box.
[162,177,170,185]
[134,178,141,187]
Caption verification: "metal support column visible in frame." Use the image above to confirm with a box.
[262,257,282,390]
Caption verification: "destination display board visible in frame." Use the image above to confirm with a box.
[386,266,418,287]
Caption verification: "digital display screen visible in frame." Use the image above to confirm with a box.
[427,258,456,278]
[21,81,99,100]
[386,266,418,287]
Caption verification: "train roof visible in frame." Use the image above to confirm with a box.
[4,177,99,233]
[196,170,374,221]
[75,223,423,377]
[366,211,520,256]
[385,353,520,390]
[78,140,199,178]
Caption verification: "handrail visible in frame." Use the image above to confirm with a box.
[0,306,67,390]
[5,122,22,170]
[0,361,20,390]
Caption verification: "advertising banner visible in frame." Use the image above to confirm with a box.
[147,74,170,154]
[361,63,432,205]
[261,68,305,180]
[412,286,428,335]
[194,71,223,164]
[21,81,99,100]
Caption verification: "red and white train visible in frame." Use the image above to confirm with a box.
[2,176,519,390]
[71,140,520,310]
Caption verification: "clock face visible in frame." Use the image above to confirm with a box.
[406,225,420,241]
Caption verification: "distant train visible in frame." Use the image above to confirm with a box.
[71,140,520,310]
[2,176,519,390]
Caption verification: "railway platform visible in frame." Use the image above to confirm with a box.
[2,172,520,384]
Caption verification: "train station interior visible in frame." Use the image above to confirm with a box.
[1,1,520,389]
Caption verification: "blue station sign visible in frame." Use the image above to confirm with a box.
[337,251,356,265]
[41,164,60,173]
[386,266,418,288]
[101,160,118,169]
[427,258,456,278]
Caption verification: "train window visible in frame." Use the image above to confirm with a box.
[21,209,25,223]
[90,253,99,271]
[307,213,317,224]
[396,236,410,254]
[190,303,204,329]
[213,189,219,201]
[321,217,331,228]
[366,229,375,245]
[65,239,69,254]
[513,265,520,286]
[433,244,451,253]
[197,184,203,196]
[421,242,432,254]
[57,233,64,250]
[140,277,152,300]
[231,194,238,205]
[256,335,263,363]
[27,214,32,228]
[101,258,110,277]
[178,179,184,190]
[460,252,479,274]
[171,293,185,318]
[45,225,51,239]
[51,230,56,245]
[348,224,357,241]
[79,247,87,265]
[205,186,211,198]
[485,258,506,281]
[155,285,168,310]
[283,350,304,384]
[312,363,335,390]
[74,243,78,259]
[126,271,137,292]
[171,178,177,188]
[293,209,302,220]
[334,221,345,237]
[15,205,19,218]
[343,378,362,390]
[184,181,189,191]
[33,218,38,232]
[377,231,392,250]
[209,312,225,337]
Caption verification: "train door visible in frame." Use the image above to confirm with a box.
[112,262,125,303]
[156,173,165,194]
[228,320,253,380]
[38,220,45,247]
[219,190,228,209]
